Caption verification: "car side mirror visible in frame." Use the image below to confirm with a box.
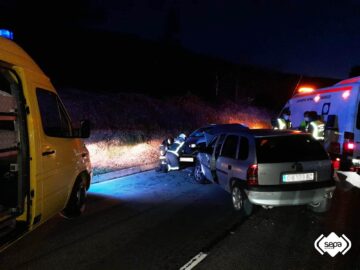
[79,120,91,138]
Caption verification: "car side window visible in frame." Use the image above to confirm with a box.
[220,135,239,159]
[206,136,218,153]
[37,89,72,138]
[238,136,249,160]
[214,134,226,159]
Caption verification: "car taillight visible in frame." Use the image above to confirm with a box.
[343,132,355,156]
[343,142,355,155]
[331,158,340,170]
[247,164,258,186]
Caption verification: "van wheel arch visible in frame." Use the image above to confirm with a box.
[61,171,90,219]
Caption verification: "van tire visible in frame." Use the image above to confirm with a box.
[194,161,207,184]
[308,198,331,213]
[231,183,253,216]
[62,175,88,218]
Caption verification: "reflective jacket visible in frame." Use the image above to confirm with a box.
[167,137,186,157]
[275,118,292,130]
[308,120,325,141]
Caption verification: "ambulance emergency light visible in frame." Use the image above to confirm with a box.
[298,86,315,94]
[0,29,14,40]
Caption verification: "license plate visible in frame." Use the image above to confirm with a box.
[282,172,314,183]
[180,157,194,162]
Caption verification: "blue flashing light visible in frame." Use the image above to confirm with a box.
[0,29,14,40]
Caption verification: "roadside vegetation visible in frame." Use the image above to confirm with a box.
[60,88,272,174]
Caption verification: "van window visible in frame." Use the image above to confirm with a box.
[214,134,226,159]
[37,89,72,137]
[221,135,239,159]
[256,135,328,163]
[238,137,249,160]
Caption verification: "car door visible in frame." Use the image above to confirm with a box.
[205,134,225,183]
[35,88,77,220]
[198,137,218,181]
[216,134,239,187]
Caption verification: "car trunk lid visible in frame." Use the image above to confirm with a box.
[255,135,331,186]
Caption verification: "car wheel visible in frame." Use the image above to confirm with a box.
[62,176,88,218]
[193,161,207,184]
[231,184,253,216]
[308,198,332,213]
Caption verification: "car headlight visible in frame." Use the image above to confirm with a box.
[189,143,197,148]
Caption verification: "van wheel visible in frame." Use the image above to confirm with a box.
[308,198,331,213]
[194,161,207,184]
[62,176,88,218]
[231,184,253,216]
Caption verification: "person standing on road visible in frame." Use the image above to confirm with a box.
[299,111,310,131]
[157,137,174,172]
[299,111,325,141]
[308,111,325,141]
[273,108,292,130]
[166,133,187,171]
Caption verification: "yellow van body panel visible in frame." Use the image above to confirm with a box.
[0,37,92,231]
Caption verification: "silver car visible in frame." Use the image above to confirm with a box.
[194,129,336,215]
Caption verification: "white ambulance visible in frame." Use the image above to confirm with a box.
[283,76,360,170]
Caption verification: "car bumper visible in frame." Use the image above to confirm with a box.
[246,185,336,206]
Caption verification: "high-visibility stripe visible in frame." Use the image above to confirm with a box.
[167,142,185,157]
[277,118,286,130]
[180,157,194,162]
[167,165,179,171]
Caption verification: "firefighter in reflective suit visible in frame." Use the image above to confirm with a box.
[166,133,187,171]
[157,137,174,172]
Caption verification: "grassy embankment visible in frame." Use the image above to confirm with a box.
[60,89,272,175]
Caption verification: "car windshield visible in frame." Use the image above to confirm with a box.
[189,127,212,137]
[256,135,329,163]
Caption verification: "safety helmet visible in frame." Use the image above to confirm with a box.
[178,133,187,140]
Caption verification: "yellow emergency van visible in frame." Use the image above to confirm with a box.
[0,34,92,246]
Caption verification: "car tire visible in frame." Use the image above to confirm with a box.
[231,183,253,216]
[193,161,207,184]
[308,198,332,213]
[61,175,88,219]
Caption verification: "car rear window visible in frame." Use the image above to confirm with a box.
[255,135,328,163]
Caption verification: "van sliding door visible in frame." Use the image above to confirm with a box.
[0,66,29,217]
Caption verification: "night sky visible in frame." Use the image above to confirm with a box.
[1,0,360,78]
[94,0,360,78]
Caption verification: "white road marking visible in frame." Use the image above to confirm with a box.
[179,252,208,270]
[337,171,360,188]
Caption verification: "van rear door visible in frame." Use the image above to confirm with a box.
[255,135,331,185]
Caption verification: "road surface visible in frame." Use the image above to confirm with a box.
[0,169,359,270]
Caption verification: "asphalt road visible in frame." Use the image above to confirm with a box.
[0,169,359,270]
